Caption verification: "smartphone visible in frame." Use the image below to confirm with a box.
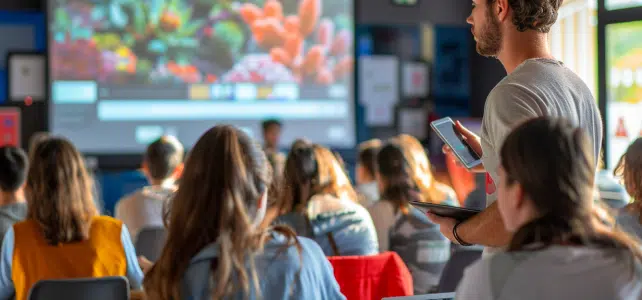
[431,117,482,169]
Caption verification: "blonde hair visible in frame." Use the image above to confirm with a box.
[279,144,357,214]
[26,137,98,245]
[144,125,299,300]
[391,134,447,204]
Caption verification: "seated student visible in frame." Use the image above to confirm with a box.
[616,138,642,239]
[142,125,344,300]
[369,143,450,294]
[595,152,630,209]
[355,139,382,207]
[0,138,143,300]
[392,134,458,206]
[0,147,28,244]
[274,143,379,256]
[116,136,183,240]
[456,118,642,300]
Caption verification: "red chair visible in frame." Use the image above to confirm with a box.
[328,252,414,300]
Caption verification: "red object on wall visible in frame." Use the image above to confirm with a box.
[615,117,628,138]
[0,108,21,147]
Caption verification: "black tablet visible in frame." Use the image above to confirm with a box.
[410,201,480,221]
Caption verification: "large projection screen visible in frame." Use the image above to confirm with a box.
[47,0,355,153]
[605,19,642,170]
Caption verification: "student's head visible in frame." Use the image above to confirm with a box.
[145,125,279,299]
[466,0,562,57]
[143,136,184,184]
[377,143,420,211]
[26,137,98,245]
[279,143,355,213]
[498,117,641,255]
[391,134,444,203]
[28,132,50,160]
[0,146,28,195]
[262,119,282,149]
[615,138,642,203]
[356,139,382,185]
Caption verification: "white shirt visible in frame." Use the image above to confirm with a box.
[115,184,175,242]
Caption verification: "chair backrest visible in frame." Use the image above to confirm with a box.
[328,251,413,300]
[437,247,483,293]
[28,276,130,300]
[135,227,167,261]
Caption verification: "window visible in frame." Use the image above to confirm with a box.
[549,0,598,98]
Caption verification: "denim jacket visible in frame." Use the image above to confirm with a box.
[182,233,345,300]
[274,194,379,256]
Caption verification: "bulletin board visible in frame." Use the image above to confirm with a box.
[0,11,46,103]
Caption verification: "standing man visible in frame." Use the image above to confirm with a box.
[428,0,602,251]
[261,118,286,175]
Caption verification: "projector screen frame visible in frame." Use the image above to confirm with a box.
[43,0,363,171]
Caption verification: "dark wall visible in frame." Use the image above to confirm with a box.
[0,0,41,11]
[357,0,470,25]
[469,51,505,117]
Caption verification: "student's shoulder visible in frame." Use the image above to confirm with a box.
[265,234,326,268]
[115,189,143,207]
[91,215,124,232]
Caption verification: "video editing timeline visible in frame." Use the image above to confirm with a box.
[56,82,349,102]
[52,81,351,121]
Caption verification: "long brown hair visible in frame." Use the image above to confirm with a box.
[391,134,447,204]
[278,143,357,214]
[26,137,98,245]
[377,143,421,214]
[501,117,642,260]
[615,138,642,221]
[144,125,298,300]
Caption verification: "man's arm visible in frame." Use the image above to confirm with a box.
[458,202,511,247]
[428,202,511,247]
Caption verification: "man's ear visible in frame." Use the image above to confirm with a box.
[496,0,510,23]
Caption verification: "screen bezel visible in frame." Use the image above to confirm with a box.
[430,117,482,169]
[43,0,361,170]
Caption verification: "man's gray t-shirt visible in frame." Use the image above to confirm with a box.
[0,202,28,243]
[481,58,602,206]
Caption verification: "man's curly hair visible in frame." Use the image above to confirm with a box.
[489,0,563,33]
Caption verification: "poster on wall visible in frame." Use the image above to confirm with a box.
[606,0,642,10]
[0,108,21,147]
[606,20,642,170]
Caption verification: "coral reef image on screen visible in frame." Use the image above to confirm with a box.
[49,0,353,86]
[606,20,642,169]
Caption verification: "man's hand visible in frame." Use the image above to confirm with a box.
[426,213,460,244]
[442,121,485,173]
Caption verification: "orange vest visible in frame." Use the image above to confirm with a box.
[11,216,127,300]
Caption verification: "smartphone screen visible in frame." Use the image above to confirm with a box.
[432,119,481,167]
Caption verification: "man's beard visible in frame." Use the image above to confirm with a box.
[476,8,502,57]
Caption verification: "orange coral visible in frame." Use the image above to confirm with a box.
[242,0,352,85]
[160,11,181,32]
[298,0,321,36]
